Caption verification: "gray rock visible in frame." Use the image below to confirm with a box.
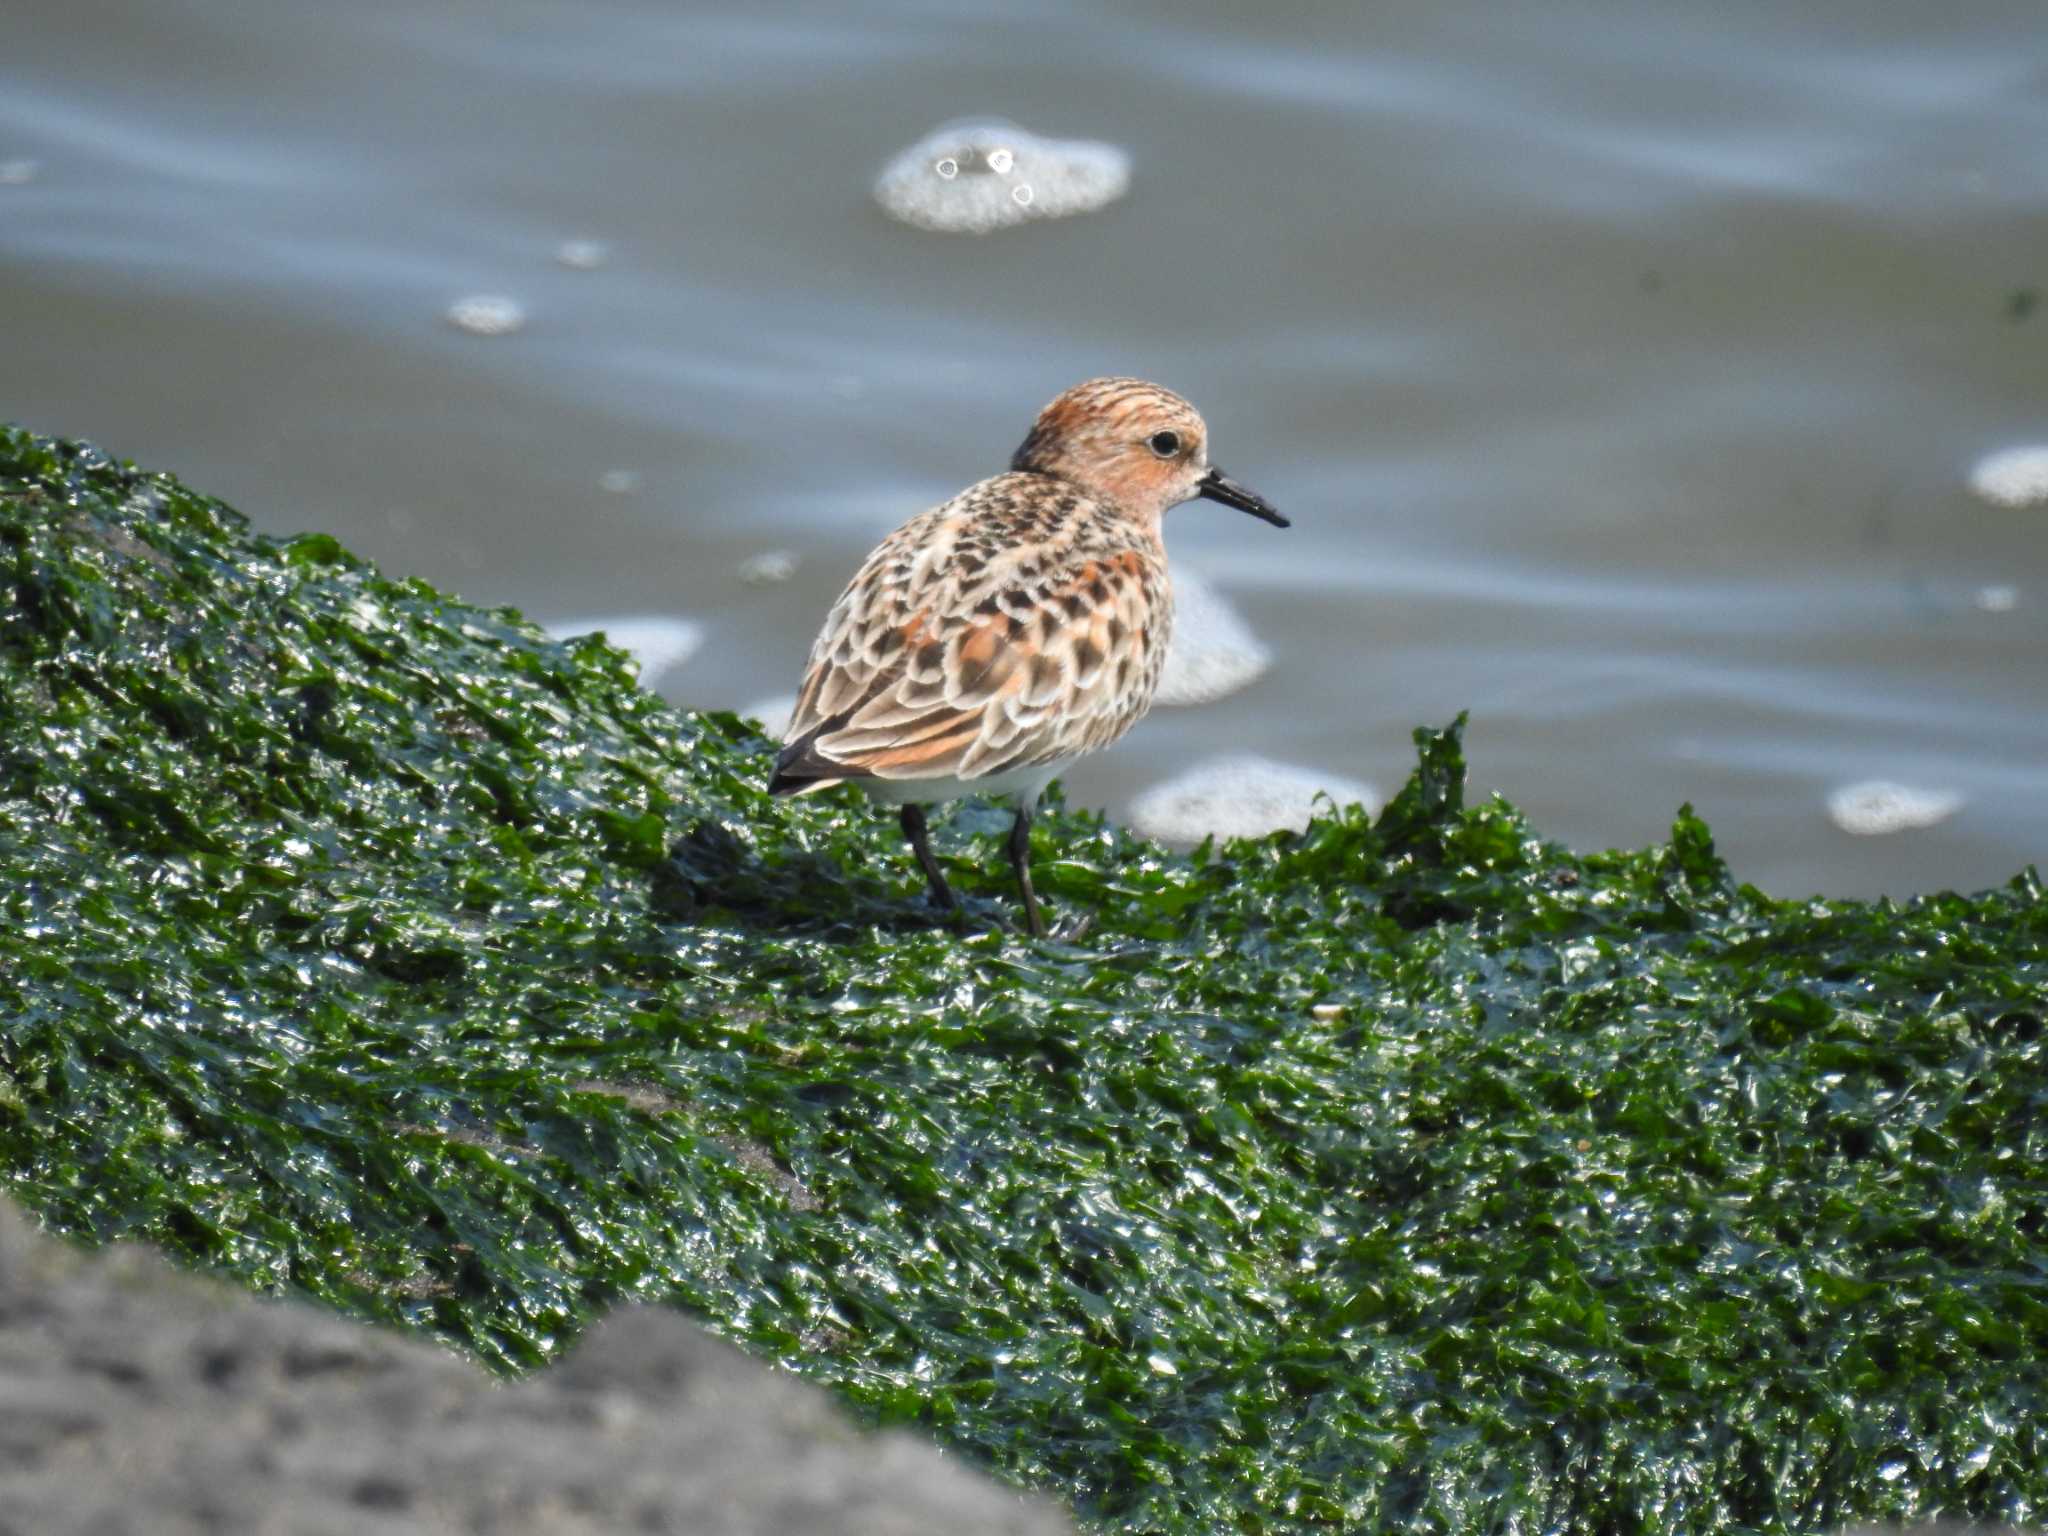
[0,1199,1071,1535]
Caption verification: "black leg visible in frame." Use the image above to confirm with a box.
[1007,803,1047,939]
[900,804,956,913]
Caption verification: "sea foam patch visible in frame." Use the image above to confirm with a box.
[875,119,1130,234]
[739,550,799,586]
[446,295,527,336]
[545,615,704,684]
[1128,755,1379,845]
[1825,779,1964,836]
[554,239,609,270]
[1974,584,2018,613]
[1154,569,1272,707]
[1968,445,2048,508]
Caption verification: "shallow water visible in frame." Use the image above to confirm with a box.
[3,0,2043,897]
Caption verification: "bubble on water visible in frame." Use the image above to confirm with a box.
[446,294,526,336]
[740,694,797,739]
[1826,779,1964,836]
[1128,755,1379,845]
[0,159,38,186]
[597,469,641,495]
[876,119,1130,234]
[555,239,609,270]
[1153,570,1272,707]
[1974,584,2018,612]
[545,615,704,683]
[1968,445,2048,508]
[739,549,799,586]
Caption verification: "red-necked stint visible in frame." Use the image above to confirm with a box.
[770,378,1289,937]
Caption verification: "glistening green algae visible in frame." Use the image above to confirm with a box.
[3,422,2045,1534]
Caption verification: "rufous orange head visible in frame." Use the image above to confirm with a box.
[1010,377,1289,529]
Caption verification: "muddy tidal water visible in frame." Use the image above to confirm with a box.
[3,0,2043,897]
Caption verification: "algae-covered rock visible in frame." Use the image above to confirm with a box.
[2,424,2045,1534]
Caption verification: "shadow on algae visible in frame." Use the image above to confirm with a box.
[2,424,2045,1534]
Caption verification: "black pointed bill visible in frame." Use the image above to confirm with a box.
[1197,466,1290,527]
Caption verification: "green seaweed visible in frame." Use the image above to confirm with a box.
[2,423,2044,1534]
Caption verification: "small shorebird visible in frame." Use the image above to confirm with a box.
[769,377,1288,937]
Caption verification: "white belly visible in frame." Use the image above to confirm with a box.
[856,761,1066,807]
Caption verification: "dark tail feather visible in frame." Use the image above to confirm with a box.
[769,725,856,797]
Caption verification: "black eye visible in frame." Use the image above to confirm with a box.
[1148,430,1181,458]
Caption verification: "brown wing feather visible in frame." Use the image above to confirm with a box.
[772,483,1168,793]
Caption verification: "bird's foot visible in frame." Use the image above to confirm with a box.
[1048,910,1094,942]
[1011,905,1092,943]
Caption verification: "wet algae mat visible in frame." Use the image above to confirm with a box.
[3,424,2045,1534]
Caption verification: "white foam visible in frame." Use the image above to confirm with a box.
[546,615,704,683]
[738,550,799,586]
[446,295,526,336]
[875,119,1130,234]
[597,469,641,495]
[1127,755,1379,844]
[554,239,609,270]
[1154,569,1272,707]
[1825,780,1964,836]
[1968,445,2048,508]
[0,159,38,186]
[739,694,797,739]
[1974,584,2018,613]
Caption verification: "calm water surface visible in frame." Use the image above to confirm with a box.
[4,0,2043,897]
